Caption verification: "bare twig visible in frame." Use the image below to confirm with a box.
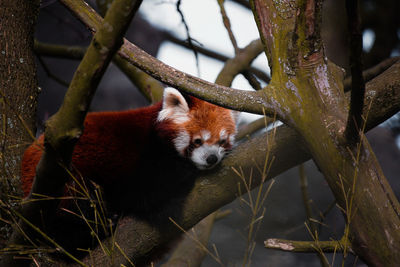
[2,1,143,266]
[217,0,264,91]
[36,55,70,87]
[164,32,270,83]
[176,0,201,76]
[34,40,164,103]
[162,213,219,267]
[218,0,240,54]
[60,0,271,115]
[299,164,330,267]
[264,237,351,254]
[72,60,400,266]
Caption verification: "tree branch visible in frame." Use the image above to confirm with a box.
[343,56,399,91]
[161,213,219,267]
[218,0,240,54]
[344,0,366,143]
[264,237,351,254]
[60,0,273,116]
[163,32,270,83]
[251,0,400,265]
[2,1,142,266]
[34,40,164,103]
[299,164,329,267]
[73,59,400,266]
[236,117,269,140]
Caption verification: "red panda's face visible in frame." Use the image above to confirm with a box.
[158,88,237,170]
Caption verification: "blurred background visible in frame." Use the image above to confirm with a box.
[35,0,400,266]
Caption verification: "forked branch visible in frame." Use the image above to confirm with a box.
[60,0,275,115]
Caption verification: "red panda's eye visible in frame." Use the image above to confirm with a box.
[193,138,203,146]
[219,139,226,146]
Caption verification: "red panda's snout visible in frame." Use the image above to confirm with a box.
[157,87,237,170]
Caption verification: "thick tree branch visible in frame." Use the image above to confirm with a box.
[251,0,400,265]
[2,1,142,266]
[215,39,264,86]
[34,40,164,103]
[60,0,274,116]
[161,213,218,267]
[163,32,270,83]
[73,59,400,266]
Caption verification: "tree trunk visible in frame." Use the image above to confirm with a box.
[251,0,400,265]
[0,0,40,248]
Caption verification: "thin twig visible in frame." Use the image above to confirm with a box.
[61,0,270,115]
[34,40,164,103]
[36,55,70,87]
[176,0,201,76]
[217,0,240,54]
[299,164,330,267]
[164,32,270,83]
[264,237,351,254]
[217,0,264,91]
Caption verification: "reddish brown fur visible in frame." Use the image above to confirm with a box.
[183,99,236,146]
[20,96,235,206]
[19,95,236,262]
[21,102,162,198]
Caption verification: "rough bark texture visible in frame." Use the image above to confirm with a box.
[71,58,400,267]
[0,0,40,249]
[1,1,143,266]
[2,0,400,266]
[251,0,400,265]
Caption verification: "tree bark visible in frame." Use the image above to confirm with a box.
[71,59,400,267]
[0,0,40,250]
[1,1,143,266]
[251,0,400,265]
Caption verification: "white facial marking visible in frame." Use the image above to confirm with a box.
[219,129,227,140]
[201,130,211,141]
[173,130,190,156]
[229,135,235,145]
[191,144,226,170]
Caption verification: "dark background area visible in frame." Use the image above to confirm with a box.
[34,0,400,266]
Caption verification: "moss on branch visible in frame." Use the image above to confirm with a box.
[251,0,400,265]
[74,56,400,267]
[3,1,143,266]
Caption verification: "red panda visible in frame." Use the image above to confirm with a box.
[20,88,237,259]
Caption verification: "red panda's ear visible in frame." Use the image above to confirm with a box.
[157,87,190,123]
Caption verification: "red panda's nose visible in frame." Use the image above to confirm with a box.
[206,154,218,165]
